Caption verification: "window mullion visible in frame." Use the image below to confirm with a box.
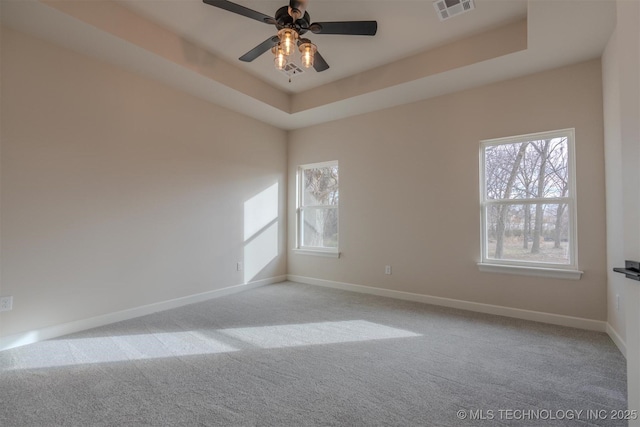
[300,205,338,210]
[484,197,572,206]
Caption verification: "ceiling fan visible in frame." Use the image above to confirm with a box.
[202,0,377,73]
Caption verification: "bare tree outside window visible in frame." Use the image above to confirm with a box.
[481,130,576,267]
[298,162,339,251]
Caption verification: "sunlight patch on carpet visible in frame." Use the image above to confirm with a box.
[2,320,419,370]
[2,331,238,370]
[218,320,420,348]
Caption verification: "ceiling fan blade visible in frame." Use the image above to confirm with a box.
[313,50,329,72]
[308,21,377,36]
[202,0,276,25]
[239,36,280,62]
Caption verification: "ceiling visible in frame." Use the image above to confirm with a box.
[118,0,528,93]
[1,0,616,130]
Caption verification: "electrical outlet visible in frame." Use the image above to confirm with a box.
[616,294,620,311]
[0,296,13,312]
[236,262,243,272]
[385,265,392,275]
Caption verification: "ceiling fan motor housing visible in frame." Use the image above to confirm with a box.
[288,0,308,21]
[275,6,311,34]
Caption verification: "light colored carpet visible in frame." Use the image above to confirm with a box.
[0,281,627,426]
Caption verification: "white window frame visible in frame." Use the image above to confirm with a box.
[295,160,340,258]
[478,129,582,279]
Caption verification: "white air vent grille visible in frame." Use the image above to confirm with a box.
[279,62,305,77]
[433,0,475,21]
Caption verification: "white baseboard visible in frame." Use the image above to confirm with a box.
[287,275,608,332]
[606,323,627,358]
[0,275,286,352]
[4,275,622,356]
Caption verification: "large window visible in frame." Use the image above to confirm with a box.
[296,161,339,255]
[480,129,578,273]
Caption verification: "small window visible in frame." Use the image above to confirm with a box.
[480,129,577,271]
[296,161,339,255]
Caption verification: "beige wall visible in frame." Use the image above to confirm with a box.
[603,0,640,416]
[0,27,287,338]
[288,59,607,321]
[602,16,627,345]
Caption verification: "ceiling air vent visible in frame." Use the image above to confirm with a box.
[279,62,305,78]
[433,0,475,21]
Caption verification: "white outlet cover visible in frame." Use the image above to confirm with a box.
[0,296,13,312]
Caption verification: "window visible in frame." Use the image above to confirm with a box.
[296,161,339,256]
[480,129,579,277]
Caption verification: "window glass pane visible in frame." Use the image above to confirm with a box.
[302,207,338,248]
[485,137,569,200]
[303,166,339,206]
[485,203,570,264]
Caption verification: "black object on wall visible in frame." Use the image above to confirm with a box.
[613,260,640,281]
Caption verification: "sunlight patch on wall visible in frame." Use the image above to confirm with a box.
[243,182,279,282]
[243,183,278,241]
[244,222,278,281]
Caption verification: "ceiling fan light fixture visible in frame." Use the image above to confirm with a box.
[202,0,377,74]
[299,41,317,69]
[272,45,288,70]
[277,28,298,56]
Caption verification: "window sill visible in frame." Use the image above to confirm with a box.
[293,249,341,258]
[477,263,583,280]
